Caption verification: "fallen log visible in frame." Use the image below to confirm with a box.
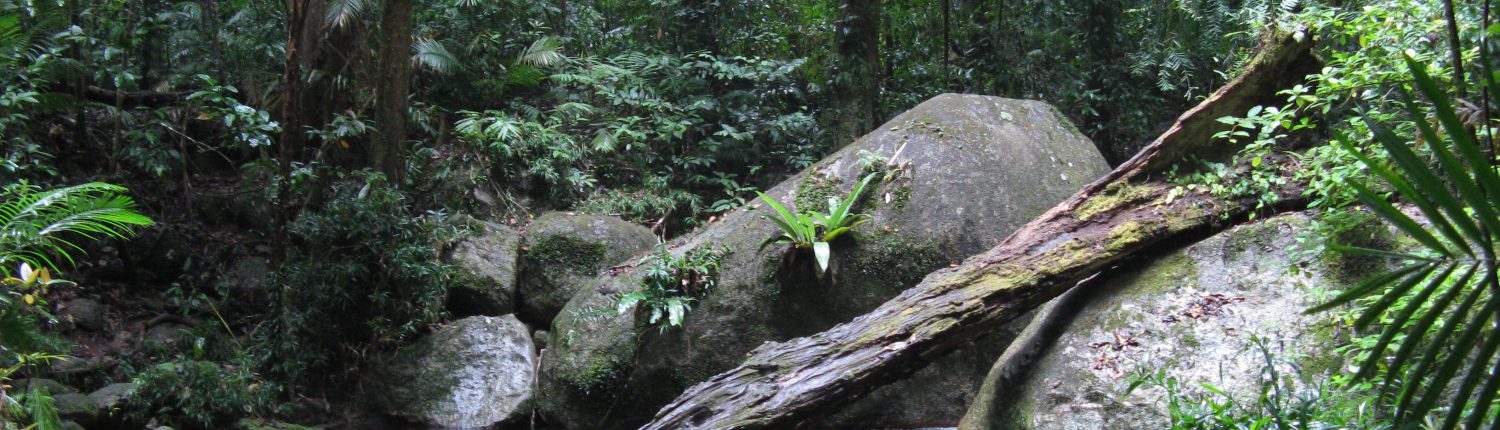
[49,82,187,107]
[642,28,1321,429]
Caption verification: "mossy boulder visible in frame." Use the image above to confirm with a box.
[89,382,136,411]
[962,213,1365,429]
[12,379,76,395]
[444,220,523,317]
[518,212,656,325]
[54,392,102,426]
[540,94,1111,429]
[58,298,105,332]
[367,315,536,429]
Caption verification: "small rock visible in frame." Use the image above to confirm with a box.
[516,212,656,325]
[12,378,77,394]
[369,315,536,429]
[50,356,115,376]
[89,382,136,410]
[533,330,550,350]
[60,421,85,430]
[222,257,270,296]
[145,323,191,347]
[59,298,105,332]
[53,392,101,425]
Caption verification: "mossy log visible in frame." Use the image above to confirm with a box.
[641,29,1320,430]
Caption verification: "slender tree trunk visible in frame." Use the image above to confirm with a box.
[372,0,413,184]
[200,0,226,80]
[641,29,1319,429]
[831,0,881,148]
[1444,0,1466,98]
[275,0,310,267]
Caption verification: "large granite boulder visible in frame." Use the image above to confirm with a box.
[961,212,1381,429]
[445,220,523,317]
[368,315,537,429]
[540,94,1111,429]
[518,212,657,325]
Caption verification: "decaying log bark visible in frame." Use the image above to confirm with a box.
[642,29,1321,430]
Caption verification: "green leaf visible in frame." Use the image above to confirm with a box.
[1339,128,1471,257]
[26,385,60,430]
[1354,263,1449,330]
[1408,292,1497,422]
[1405,55,1500,223]
[1377,265,1478,399]
[1305,262,1428,313]
[1352,264,1450,382]
[812,241,830,272]
[1441,324,1500,430]
[1346,179,1450,258]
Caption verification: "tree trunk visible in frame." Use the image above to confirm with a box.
[371,0,413,183]
[275,0,310,267]
[831,0,881,148]
[641,29,1319,430]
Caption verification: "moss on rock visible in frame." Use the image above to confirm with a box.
[794,173,843,214]
[529,235,607,274]
[518,212,656,326]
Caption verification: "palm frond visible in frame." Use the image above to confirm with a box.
[0,183,154,274]
[412,38,462,74]
[324,0,374,29]
[518,36,566,68]
[1316,55,1500,429]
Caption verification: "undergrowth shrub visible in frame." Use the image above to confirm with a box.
[255,173,463,388]
[125,356,281,429]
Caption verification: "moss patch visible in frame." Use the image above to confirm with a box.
[529,235,607,274]
[1074,182,1156,221]
[848,230,949,290]
[574,353,630,395]
[795,173,844,214]
[1051,107,1082,136]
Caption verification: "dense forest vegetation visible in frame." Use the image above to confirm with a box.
[1,0,1499,429]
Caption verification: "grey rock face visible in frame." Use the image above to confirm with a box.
[89,382,136,410]
[369,315,537,429]
[13,378,77,395]
[541,94,1112,429]
[222,257,270,296]
[518,212,656,325]
[446,221,523,317]
[59,298,105,332]
[966,213,1367,429]
[53,392,101,426]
